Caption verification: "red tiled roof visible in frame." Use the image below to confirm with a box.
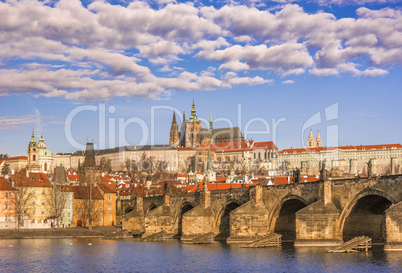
[6,156,28,161]
[98,183,117,193]
[253,141,277,150]
[279,144,402,154]
[66,185,103,200]
[271,176,319,185]
[67,173,79,181]
[0,177,16,191]
[177,173,188,178]
[215,177,226,181]
[176,147,196,151]
[212,141,254,152]
[12,171,51,187]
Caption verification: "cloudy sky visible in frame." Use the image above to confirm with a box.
[0,0,401,155]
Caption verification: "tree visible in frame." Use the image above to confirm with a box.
[75,185,102,230]
[1,163,10,176]
[47,184,68,229]
[12,185,35,230]
[100,157,112,172]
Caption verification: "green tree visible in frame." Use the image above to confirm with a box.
[1,162,10,176]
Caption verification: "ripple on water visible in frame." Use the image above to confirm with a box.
[0,239,400,273]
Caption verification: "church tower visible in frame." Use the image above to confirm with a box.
[185,98,202,147]
[27,128,40,171]
[179,111,186,147]
[169,111,179,147]
[316,131,322,148]
[307,129,316,148]
[78,142,101,185]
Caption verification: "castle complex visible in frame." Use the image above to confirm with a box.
[169,99,244,147]
[1,100,402,178]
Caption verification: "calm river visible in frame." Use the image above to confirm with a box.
[0,239,401,272]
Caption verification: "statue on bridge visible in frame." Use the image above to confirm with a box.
[320,159,328,181]
[367,159,373,178]
[293,168,300,183]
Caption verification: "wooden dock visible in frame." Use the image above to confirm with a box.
[181,232,215,244]
[141,231,171,242]
[328,236,372,253]
[241,233,282,248]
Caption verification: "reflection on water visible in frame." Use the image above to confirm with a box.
[0,239,400,273]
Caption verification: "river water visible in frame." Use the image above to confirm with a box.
[0,239,401,272]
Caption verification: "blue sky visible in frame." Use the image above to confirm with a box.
[0,0,401,156]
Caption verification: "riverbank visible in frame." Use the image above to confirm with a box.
[0,226,122,239]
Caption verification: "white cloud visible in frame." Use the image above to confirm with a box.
[0,116,36,129]
[282,79,295,84]
[0,1,399,101]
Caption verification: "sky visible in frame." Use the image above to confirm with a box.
[0,0,401,156]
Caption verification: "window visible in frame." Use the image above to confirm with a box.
[24,190,27,195]
[100,218,103,224]
[5,192,8,198]
[109,215,112,221]
[32,201,36,205]
[100,207,103,213]
[109,204,112,211]
[24,210,27,214]
[78,200,81,205]
[78,208,81,213]
[100,200,103,205]
[33,210,36,215]
[41,210,45,215]
[108,194,112,201]
[33,190,36,194]
[42,190,45,195]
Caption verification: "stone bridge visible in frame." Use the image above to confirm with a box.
[123,175,402,250]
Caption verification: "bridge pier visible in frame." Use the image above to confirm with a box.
[227,185,269,244]
[123,196,145,236]
[181,185,214,241]
[294,180,342,246]
[143,194,175,238]
[384,201,402,251]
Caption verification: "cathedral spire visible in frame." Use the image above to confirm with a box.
[307,129,316,148]
[169,111,179,147]
[316,130,322,148]
[189,97,198,122]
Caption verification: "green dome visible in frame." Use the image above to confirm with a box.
[38,147,53,157]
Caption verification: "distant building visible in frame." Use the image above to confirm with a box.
[278,132,402,176]
[0,177,16,229]
[169,99,244,148]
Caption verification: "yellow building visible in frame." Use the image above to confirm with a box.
[98,183,117,226]
[12,171,52,229]
[72,185,104,227]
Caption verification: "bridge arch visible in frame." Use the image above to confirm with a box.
[339,188,396,241]
[173,201,197,237]
[269,194,309,240]
[215,199,242,241]
[144,203,158,214]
